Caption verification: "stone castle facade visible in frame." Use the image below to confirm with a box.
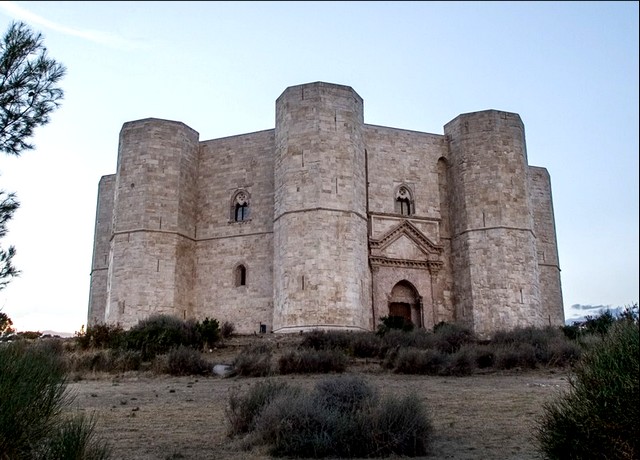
[88,81,564,338]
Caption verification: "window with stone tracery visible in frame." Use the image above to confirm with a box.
[230,190,250,222]
[395,185,413,216]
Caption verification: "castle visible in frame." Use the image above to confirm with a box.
[88,81,564,338]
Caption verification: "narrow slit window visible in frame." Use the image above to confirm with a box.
[235,265,247,287]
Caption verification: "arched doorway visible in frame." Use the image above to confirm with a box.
[388,280,422,327]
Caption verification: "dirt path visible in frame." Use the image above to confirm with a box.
[67,368,568,460]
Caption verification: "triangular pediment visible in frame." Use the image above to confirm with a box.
[383,233,429,261]
[370,220,442,256]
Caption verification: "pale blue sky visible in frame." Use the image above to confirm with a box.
[0,1,637,333]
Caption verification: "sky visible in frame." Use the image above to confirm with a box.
[0,1,637,334]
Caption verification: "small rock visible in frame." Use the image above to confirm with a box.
[213,364,233,377]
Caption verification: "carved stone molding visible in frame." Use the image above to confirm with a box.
[369,256,443,272]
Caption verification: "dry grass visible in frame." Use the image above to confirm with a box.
[65,334,570,459]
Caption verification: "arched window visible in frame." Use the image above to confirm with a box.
[395,185,413,216]
[231,190,250,222]
[235,264,247,287]
[235,202,249,221]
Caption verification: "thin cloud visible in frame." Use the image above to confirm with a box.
[0,1,146,50]
[570,304,611,311]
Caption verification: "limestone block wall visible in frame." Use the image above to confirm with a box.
[528,166,565,325]
[445,110,543,337]
[364,126,447,218]
[364,125,454,327]
[195,130,275,333]
[273,82,371,331]
[105,119,199,327]
[371,266,435,328]
[87,81,564,338]
[87,174,115,326]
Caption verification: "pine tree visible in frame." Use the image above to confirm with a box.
[0,21,65,289]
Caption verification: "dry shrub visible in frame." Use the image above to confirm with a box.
[278,349,347,374]
[493,343,538,370]
[221,321,235,339]
[432,322,475,353]
[350,332,382,358]
[299,329,352,351]
[226,380,294,436]
[379,329,435,355]
[154,346,210,376]
[231,344,273,377]
[442,345,477,376]
[246,375,433,458]
[392,347,449,375]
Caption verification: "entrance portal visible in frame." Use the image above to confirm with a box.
[388,302,411,322]
[388,281,422,327]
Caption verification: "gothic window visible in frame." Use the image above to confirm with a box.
[231,190,250,222]
[395,185,413,216]
[235,264,247,287]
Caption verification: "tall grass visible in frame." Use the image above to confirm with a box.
[40,413,111,460]
[0,342,111,459]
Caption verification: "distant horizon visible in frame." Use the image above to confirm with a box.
[4,304,635,336]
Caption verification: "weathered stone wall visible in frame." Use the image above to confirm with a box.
[364,125,453,328]
[87,174,115,326]
[195,130,275,333]
[528,166,565,325]
[445,110,543,338]
[273,82,371,332]
[105,119,199,328]
[87,82,564,338]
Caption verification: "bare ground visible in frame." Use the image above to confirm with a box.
[65,335,570,460]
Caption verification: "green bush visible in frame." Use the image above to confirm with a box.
[231,344,273,377]
[196,317,220,349]
[583,309,616,336]
[75,323,125,350]
[536,320,639,459]
[278,349,347,374]
[0,342,111,459]
[124,314,198,360]
[0,342,68,458]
